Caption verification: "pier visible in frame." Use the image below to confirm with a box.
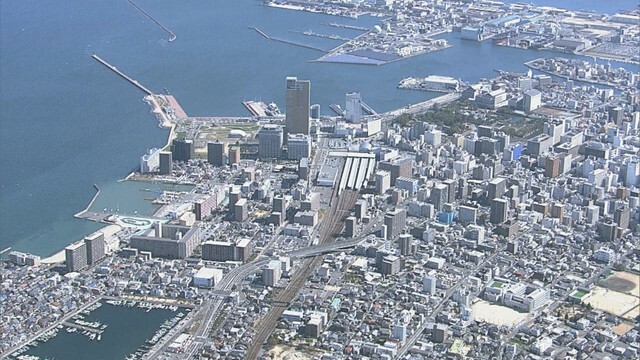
[62,321,103,335]
[91,54,153,95]
[128,0,176,42]
[290,30,351,42]
[250,27,327,52]
[74,184,100,219]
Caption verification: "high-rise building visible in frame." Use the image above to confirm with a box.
[375,170,391,195]
[263,260,282,287]
[287,134,311,160]
[523,89,542,113]
[258,124,283,159]
[345,92,362,124]
[207,141,227,166]
[285,77,311,138]
[159,151,173,175]
[490,198,509,224]
[488,178,507,201]
[398,234,414,256]
[84,232,106,266]
[355,199,367,219]
[423,275,436,295]
[345,216,357,238]
[171,138,195,162]
[130,223,201,259]
[65,242,87,273]
[378,157,413,186]
[228,146,241,165]
[140,148,161,173]
[235,198,248,222]
[384,208,406,239]
[430,183,449,212]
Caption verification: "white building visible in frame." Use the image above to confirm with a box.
[263,260,282,287]
[345,92,362,124]
[523,89,542,113]
[376,170,391,195]
[192,267,223,288]
[287,134,311,160]
[423,275,436,295]
[140,148,162,173]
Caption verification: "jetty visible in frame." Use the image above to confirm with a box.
[74,184,100,219]
[128,0,176,42]
[91,54,153,95]
[250,27,326,52]
[322,22,369,31]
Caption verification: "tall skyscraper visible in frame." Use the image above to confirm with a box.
[285,77,311,138]
[207,141,227,166]
[345,92,362,124]
[384,208,406,239]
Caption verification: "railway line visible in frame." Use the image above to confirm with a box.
[245,189,359,359]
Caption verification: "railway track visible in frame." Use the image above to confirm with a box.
[246,189,359,359]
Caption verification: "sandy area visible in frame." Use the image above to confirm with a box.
[41,224,122,264]
[269,345,316,360]
[583,286,639,318]
[602,271,640,295]
[472,300,529,327]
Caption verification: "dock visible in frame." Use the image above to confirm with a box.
[91,54,153,95]
[322,22,369,32]
[128,0,176,42]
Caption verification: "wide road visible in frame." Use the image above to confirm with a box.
[245,189,360,359]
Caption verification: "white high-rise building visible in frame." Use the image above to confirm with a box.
[263,260,282,287]
[345,92,362,124]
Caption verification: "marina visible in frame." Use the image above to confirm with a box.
[13,299,189,360]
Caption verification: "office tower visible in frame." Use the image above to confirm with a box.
[398,234,413,256]
[430,183,449,212]
[84,232,106,266]
[384,208,406,239]
[507,240,519,254]
[258,124,283,159]
[609,107,624,125]
[551,203,564,219]
[490,198,509,224]
[273,195,287,224]
[523,89,542,113]
[171,138,194,162]
[228,146,241,165]
[285,76,311,137]
[378,157,413,186]
[299,157,309,180]
[65,242,88,273]
[229,187,241,210]
[425,129,442,147]
[345,216,357,238]
[442,179,457,202]
[159,151,173,175]
[375,170,391,195]
[263,260,282,287]
[380,255,400,275]
[614,206,630,230]
[488,178,507,201]
[423,275,436,295]
[235,198,248,222]
[287,134,311,160]
[345,92,362,124]
[207,141,227,166]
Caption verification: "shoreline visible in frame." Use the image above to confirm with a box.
[73,184,101,219]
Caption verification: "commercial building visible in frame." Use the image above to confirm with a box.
[192,267,223,288]
[375,170,391,195]
[287,134,311,160]
[398,234,414,256]
[345,216,357,238]
[65,242,88,273]
[130,223,201,259]
[171,138,195,162]
[207,141,227,166]
[258,124,283,159]
[379,157,413,186]
[488,178,507,201]
[430,183,449,212]
[285,77,311,137]
[423,275,436,295]
[523,89,542,113]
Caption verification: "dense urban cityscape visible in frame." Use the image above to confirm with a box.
[1,0,639,359]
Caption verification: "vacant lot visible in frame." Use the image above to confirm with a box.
[583,286,639,319]
[472,300,529,327]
